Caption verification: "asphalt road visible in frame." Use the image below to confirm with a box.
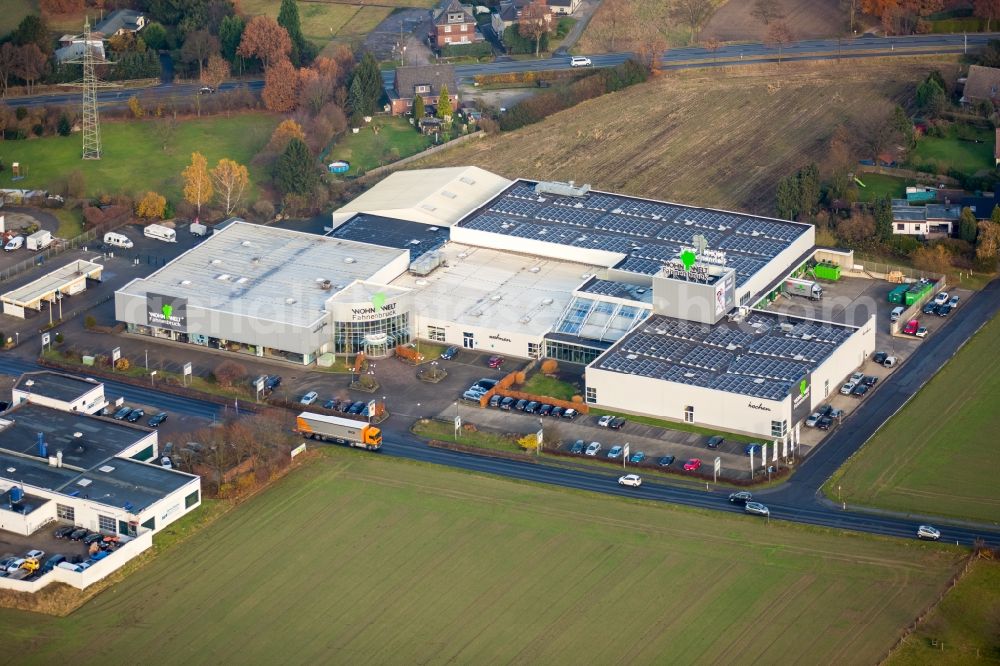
[1,275,999,548]
[7,32,997,110]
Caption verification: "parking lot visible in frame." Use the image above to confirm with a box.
[0,522,99,581]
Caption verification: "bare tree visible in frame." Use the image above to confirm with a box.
[673,0,714,36]
[766,20,794,63]
[519,1,551,56]
[181,30,220,80]
[13,44,48,95]
[974,0,1000,31]
[751,0,785,25]
[0,43,16,97]
[704,38,722,62]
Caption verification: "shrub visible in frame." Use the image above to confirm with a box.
[213,360,247,387]
[54,332,64,344]
[32,123,44,136]
[440,42,493,58]
[84,315,97,329]
[136,191,167,219]
[540,359,558,374]
[252,199,275,220]
[15,107,27,120]
[115,358,130,371]
[514,371,526,384]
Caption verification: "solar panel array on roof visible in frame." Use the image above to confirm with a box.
[584,280,633,299]
[460,180,810,288]
[710,374,788,401]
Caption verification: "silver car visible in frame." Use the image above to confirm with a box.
[584,441,602,456]
[745,502,770,517]
[917,525,941,540]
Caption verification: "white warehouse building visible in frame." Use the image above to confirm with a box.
[113,168,875,437]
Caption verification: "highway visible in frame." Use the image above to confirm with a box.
[1,275,999,548]
[6,32,998,110]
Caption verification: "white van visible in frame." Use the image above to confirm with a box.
[890,306,905,322]
[144,223,177,243]
[104,232,133,249]
[3,236,24,252]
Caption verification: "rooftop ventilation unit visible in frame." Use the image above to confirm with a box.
[419,203,437,211]
[529,266,541,273]
[285,298,296,305]
[780,323,795,333]
[534,180,591,198]
[211,259,222,265]
[519,316,531,323]
[216,274,230,281]
[459,176,476,185]
[626,353,638,360]
[318,279,332,290]
[490,294,502,301]
[410,239,421,245]
[242,240,252,247]
[236,277,248,285]
[77,478,92,487]
[409,251,442,276]
[344,257,356,264]
[98,465,115,473]
[441,190,457,199]
[428,226,440,232]
[180,279,191,286]
[415,279,429,286]
[541,298,554,305]
[753,378,765,384]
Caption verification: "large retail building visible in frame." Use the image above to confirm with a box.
[114,167,874,437]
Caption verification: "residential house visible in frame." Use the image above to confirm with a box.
[94,9,146,38]
[55,38,106,63]
[995,128,1000,166]
[959,187,1000,219]
[547,0,580,15]
[388,64,460,116]
[494,0,554,31]
[891,202,961,237]
[433,0,482,48]
[960,65,1000,106]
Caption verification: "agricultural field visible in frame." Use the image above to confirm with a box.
[889,559,1000,665]
[826,311,1000,524]
[0,0,33,37]
[0,113,277,202]
[0,450,964,663]
[698,0,847,42]
[424,58,956,215]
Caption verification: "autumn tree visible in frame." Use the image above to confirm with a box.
[519,1,551,56]
[212,158,250,215]
[40,0,84,15]
[262,58,299,112]
[13,44,48,94]
[751,0,784,25]
[976,218,1000,263]
[182,152,213,220]
[704,38,722,62]
[975,0,1000,31]
[136,191,167,219]
[268,118,306,153]
[237,15,292,71]
[594,0,636,51]
[412,93,425,119]
[959,207,978,243]
[202,54,230,90]
[0,43,16,97]
[436,83,453,119]
[912,244,951,274]
[274,137,318,196]
[213,360,247,386]
[672,0,714,35]
[181,30,219,79]
[766,21,794,63]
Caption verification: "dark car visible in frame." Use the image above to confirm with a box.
[562,408,578,420]
[538,404,553,416]
[147,412,168,427]
[473,379,499,391]
[817,416,833,430]
[728,491,753,505]
[921,302,937,315]
[569,439,585,454]
[609,417,626,430]
[658,455,675,467]
[265,375,282,391]
[744,443,762,457]
[42,554,66,572]
[818,405,834,418]
[524,401,541,414]
[440,346,459,360]
[707,436,724,449]
[53,525,75,539]
[514,399,529,411]
[69,528,89,541]
[937,304,952,317]
[872,351,888,364]
[113,406,132,420]
[336,401,353,413]
[83,533,104,545]
[862,375,878,387]
[500,397,515,410]
[852,383,870,397]
[489,394,503,408]
[550,406,565,418]
[126,409,145,423]
[348,401,367,414]
[324,399,341,410]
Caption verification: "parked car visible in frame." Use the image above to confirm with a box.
[629,451,645,464]
[42,554,66,573]
[514,399,529,411]
[948,295,960,308]
[922,302,938,315]
[569,440,585,454]
[440,346,459,360]
[550,406,565,418]
[903,319,919,335]
[805,412,821,427]
[524,401,541,414]
[933,292,949,305]
[817,416,833,430]
[562,408,578,420]
[488,394,503,408]
[728,491,753,505]
[585,441,602,456]
[69,528,89,541]
[916,327,928,338]
[872,351,889,364]
[917,525,941,540]
[609,417,626,430]
[473,379,498,390]
[841,381,858,397]
[862,375,878,387]
[744,443,762,457]
[147,412,168,427]
[25,549,45,560]
[850,371,864,384]
[658,455,675,467]
[83,533,104,546]
[607,445,623,459]
[5,558,25,573]
[264,375,282,391]
[500,397,515,410]
[487,356,504,369]
[683,458,703,471]
[54,525,75,539]
[324,399,341,410]
[199,86,215,94]
[618,473,642,487]
[113,406,132,420]
[882,355,897,368]
[538,404,553,416]
[160,456,173,469]
[852,383,870,397]
[126,409,145,423]
[745,501,770,517]
[597,415,614,428]
[937,304,952,317]
[462,389,485,402]
[300,391,318,405]
[706,436,724,449]
[348,401,367,414]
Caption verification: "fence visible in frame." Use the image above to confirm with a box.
[857,164,959,186]
[846,255,946,284]
[0,228,101,284]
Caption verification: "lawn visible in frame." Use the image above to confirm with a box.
[826,310,1000,523]
[239,0,394,46]
[908,125,995,176]
[413,417,523,452]
[0,449,963,663]
[520,373,579,400]
[589,406,758,443]
[889,559,1000,664]
[856,172,907,202]
[327,116,432,174]
[0,0,32,37]
[0,114,277,203]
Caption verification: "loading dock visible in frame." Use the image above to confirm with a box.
[1,259,103,319]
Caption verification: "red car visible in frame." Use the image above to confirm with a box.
[903,319,919,335]
[683,458,703,471]
[488,356,504,369]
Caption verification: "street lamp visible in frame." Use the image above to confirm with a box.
[150,370,157,387]
[14,332,18,346]
[145,349,149,370]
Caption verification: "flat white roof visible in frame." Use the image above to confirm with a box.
[2,260,103,306]
[390,242,600,336]
[118,221,407,327]
[333,166,511,227]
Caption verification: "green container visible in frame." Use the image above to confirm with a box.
[888,284,909,304]
[813,262,841,281]
[904,282,933,306]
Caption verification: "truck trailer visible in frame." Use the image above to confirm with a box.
[26,230,52,251]
[783,277,823,300]
[295,412,382,450]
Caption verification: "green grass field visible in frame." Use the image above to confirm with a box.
[909,125,995,176]
[826,311,1000,523]
[0,450,963,663]
[239,0,395,46]
[0,114,277,202]
[856,172,907,202]
[889,559,1000,664]
[0,0,33,37]
[520,373,579,400]
[327,116,431,174]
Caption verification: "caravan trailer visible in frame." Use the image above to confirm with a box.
[144,224,177,243]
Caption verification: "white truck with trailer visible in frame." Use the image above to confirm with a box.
[783,277,823,300]
[294,412,382,450]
